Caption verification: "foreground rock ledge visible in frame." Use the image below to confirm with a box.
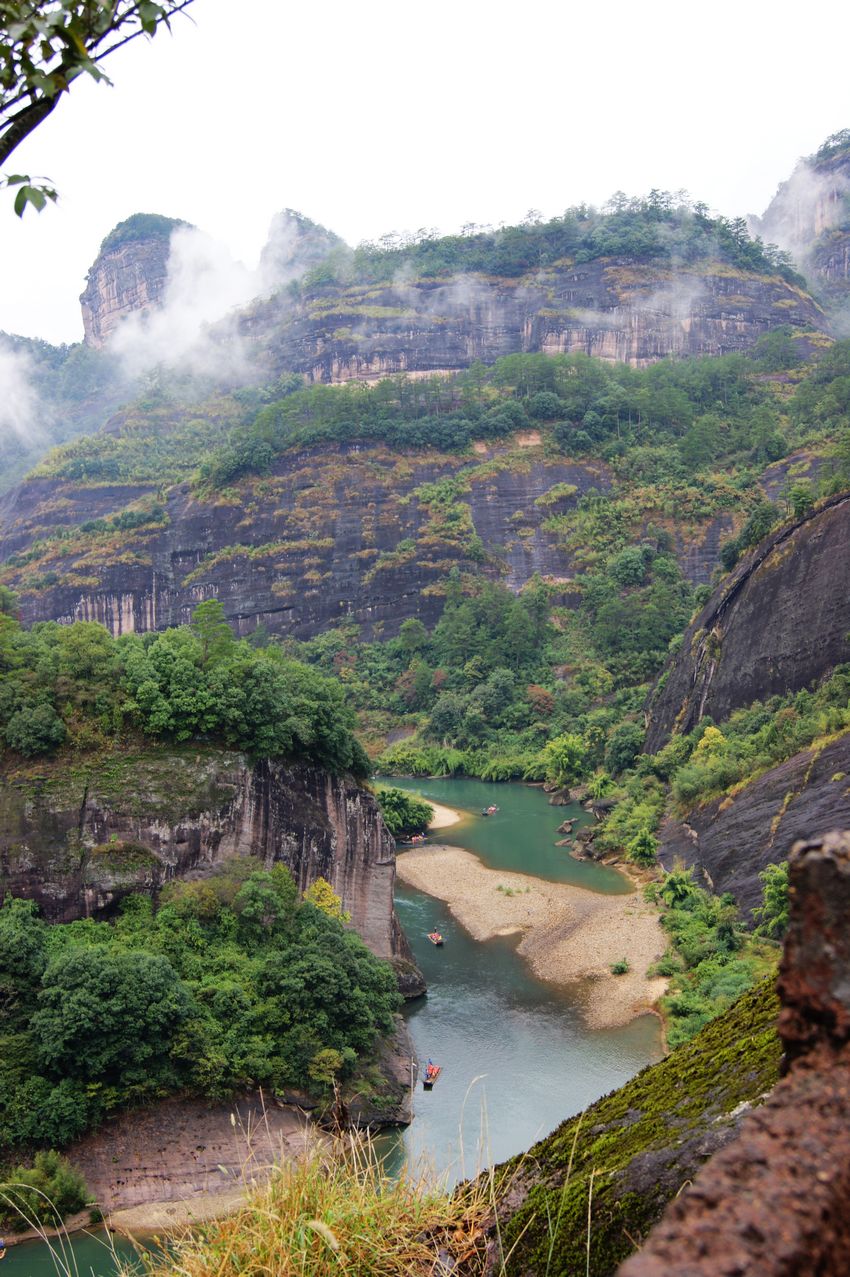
[618,831,850,1277]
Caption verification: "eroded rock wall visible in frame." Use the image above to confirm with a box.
[645,491,850,752]
[658,731,850,913]
[242,258,827,381]
[0,445,611,640]
[0,747,422,989]
[81,236,176,349]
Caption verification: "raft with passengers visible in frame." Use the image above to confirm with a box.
[423,1059,442,1090]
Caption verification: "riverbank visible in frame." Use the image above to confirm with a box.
[427,800,462,829]
[396,845,667,1029]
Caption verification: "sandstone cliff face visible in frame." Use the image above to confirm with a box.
[242,258,827,381]
[645,491,850,752]
[0,747,423,993]
[658,731,850,913]
[0,444,613,640]
[755,144,850,310]
[81,217,188,348]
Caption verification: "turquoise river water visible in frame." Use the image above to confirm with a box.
[4,779,661,1274]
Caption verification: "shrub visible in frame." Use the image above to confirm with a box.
[0,1150,89,1232]
[627,828,658,866]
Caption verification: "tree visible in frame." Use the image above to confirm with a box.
[627,828,658,866]
[303,877,351,924]
[33,947,193,1089]
[604,722,644,774]
[788,481,815,519]
[543,732,587,787]
[190,598,234,667]
[376,787,433,837]
[753,862,789,938]
[0,1,195,214]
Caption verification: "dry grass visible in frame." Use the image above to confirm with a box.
[123,1131,494,1277]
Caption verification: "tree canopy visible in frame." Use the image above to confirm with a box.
[0,1,194,213]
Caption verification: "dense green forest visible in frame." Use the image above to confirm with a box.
[0,862,400,1153]
[297,194,802,289]
[0,595,368,775]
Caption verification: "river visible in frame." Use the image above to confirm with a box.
[387,778,662,1182]
[5,779,661,1274]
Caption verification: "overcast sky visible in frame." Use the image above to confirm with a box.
[2,0,850,345]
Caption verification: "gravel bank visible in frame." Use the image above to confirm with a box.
[396,844,667,1029]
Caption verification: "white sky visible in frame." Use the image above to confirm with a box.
[2,0,850,345]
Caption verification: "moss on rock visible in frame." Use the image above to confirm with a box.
[490,979,781,1276]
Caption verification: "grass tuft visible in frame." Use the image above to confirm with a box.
[125,1130,493,1277]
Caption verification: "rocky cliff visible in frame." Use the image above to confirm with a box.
[645,490,850,752]
[754,133,850,313]
[619,832,850,1277]
[658,730,850,912]
[0,442,614,640]
[0,745,424,994]
[482,978,781,1275]
[242,257,827,382]
[80,214,189,348]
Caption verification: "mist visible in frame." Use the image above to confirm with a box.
[107,226,261,384]
[0,341,46,447]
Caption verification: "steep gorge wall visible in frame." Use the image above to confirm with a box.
[0,747,423,993]
[645,490,850,752]
[0,445,614,640]
[756,146,850,310]
[81,235,177,349]
[243,258,827,382]
[658,731,850,912]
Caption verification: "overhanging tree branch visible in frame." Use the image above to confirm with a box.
[0,0,196,210]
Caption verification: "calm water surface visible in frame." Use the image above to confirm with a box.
[386,778,662,1181]
[9,779,661,1272]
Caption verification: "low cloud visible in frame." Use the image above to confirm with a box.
[0,341,45,446]
[108,226,259,383]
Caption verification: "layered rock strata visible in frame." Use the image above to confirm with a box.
[658,731,850,913]
[243,258,827,382]
[0,447,612,640]
[81,217,187,348]
[0,747,423,994]
[645,490,850,752]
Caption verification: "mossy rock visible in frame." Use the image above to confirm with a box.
[490,979,781,1276]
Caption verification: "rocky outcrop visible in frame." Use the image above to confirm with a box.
[754,136,850,311]
[645,491,850,752]
[618,832,850,1277]
[80,214,188,348]
[242,258,827,382]
[658,731,850,914]
[0,444,611,641]
[259,209,344,287]
[0,746,424,993]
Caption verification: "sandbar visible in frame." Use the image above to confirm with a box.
[426,800,462,829]
[396,844,668,1030]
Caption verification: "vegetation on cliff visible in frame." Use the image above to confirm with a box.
[122,1129,490,1277]
[0,861,401,1151]
[300,194,802,288]
[0,597,369,776]
[491,978,781,1276]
